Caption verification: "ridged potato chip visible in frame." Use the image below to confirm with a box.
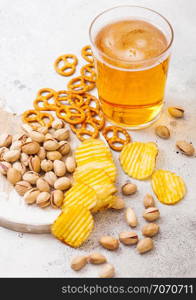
[74,168,116,198]
[75,139,116,181]
[91,194,115,213]
[120,142,158,180]
[51,204,94,248]
[152,169,186,205]
[62,183,97,210]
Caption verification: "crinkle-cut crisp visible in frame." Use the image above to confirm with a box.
[152,169,186,205]
[120,142,158,180]
[51,204,94,248]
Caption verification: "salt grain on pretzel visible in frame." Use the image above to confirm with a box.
[102,126,131,151]
[54,54,78,77]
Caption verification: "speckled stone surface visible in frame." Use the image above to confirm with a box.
[0,0,196,277]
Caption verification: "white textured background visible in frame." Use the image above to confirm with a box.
[0,0,196,277]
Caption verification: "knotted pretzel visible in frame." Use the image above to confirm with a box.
[102,126,131,151]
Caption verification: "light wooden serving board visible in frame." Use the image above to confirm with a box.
[0,109,79,234]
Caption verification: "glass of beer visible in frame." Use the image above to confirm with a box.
[89,6,174,129]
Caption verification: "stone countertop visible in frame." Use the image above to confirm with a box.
[0,0,196,277]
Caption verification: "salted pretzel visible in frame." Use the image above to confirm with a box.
[80,64,96,82]
[37,88,57,101]
[81,45,94,63]
[38,112,54,128]
[56,105,86,124]
[102,126,131,151]
[71,119,99,141]
[67,76,89,94]
[54,54,78,76]
[22,110,54,129]
[86,107,105,130]
[55,90,84,108]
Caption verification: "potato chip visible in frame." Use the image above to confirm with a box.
[120,142,158,180]
[62,183,97,210]
[74,168,116,197]
[151,169,186,205]
[51,204,94,248]
[91,194,115,213]
[75,139,116,181]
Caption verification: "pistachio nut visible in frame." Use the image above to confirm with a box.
[24,188,40,204]
[53,160,66,177]
[37,147,46,160]
[142,223,159,237]
[0,161,11,175]
[7,167,22,184]
[44,133,53,141]
[29,155,41,173]
[46,151,62,161]
[15,181,32,196]
[20,153,29,166]
[0,134,12,148]
[21,123,33,135]
[18,134,29,144]
[54,177,71,191]
[0,147,9,160]
[143,207,160,222]
[22,141,40,155]
[53,128,69,141]
[23,171,40,184]
[143,194,155,208]
[41,159,53,172]
[99,264,115,278]
[71,255,88,271]
[65,157,76,173]
[58,141,70,155]
[12,161,26,174]
[43,140,59,151]
[36,178,50,192]
[168,106,184,118]
[36,192,50,208]
[3,149,21,162]
[122,182,137,195]
[10,140,22,151]
[44,171,57,187]
[29,130,45,143]
[99,236,119,251]
[137,238,154,254]
[51,120,65,130]
[37,126,48,135]
[125,207,138,227]
[176,140,195,156]
[119,231,138,245]
[50,190,64,208]
[111,197,125,210]
[155,125,170,139]
[88,253,107,265]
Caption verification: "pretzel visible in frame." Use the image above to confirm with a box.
[38,112,54,128]
[81,45,94,63]
[55,90,85,108]
[84,79,96,92]
[22,109,40,123]
[37,88,57,101]
[33,97,47,111]
[67,76,88,94]
[71,119,99,141]
[82,93,100,111]
[86,107,105,130]
[56,105,86,124]
[102,126,131,151]
[54,54,78,76]
[80,64,96,82]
